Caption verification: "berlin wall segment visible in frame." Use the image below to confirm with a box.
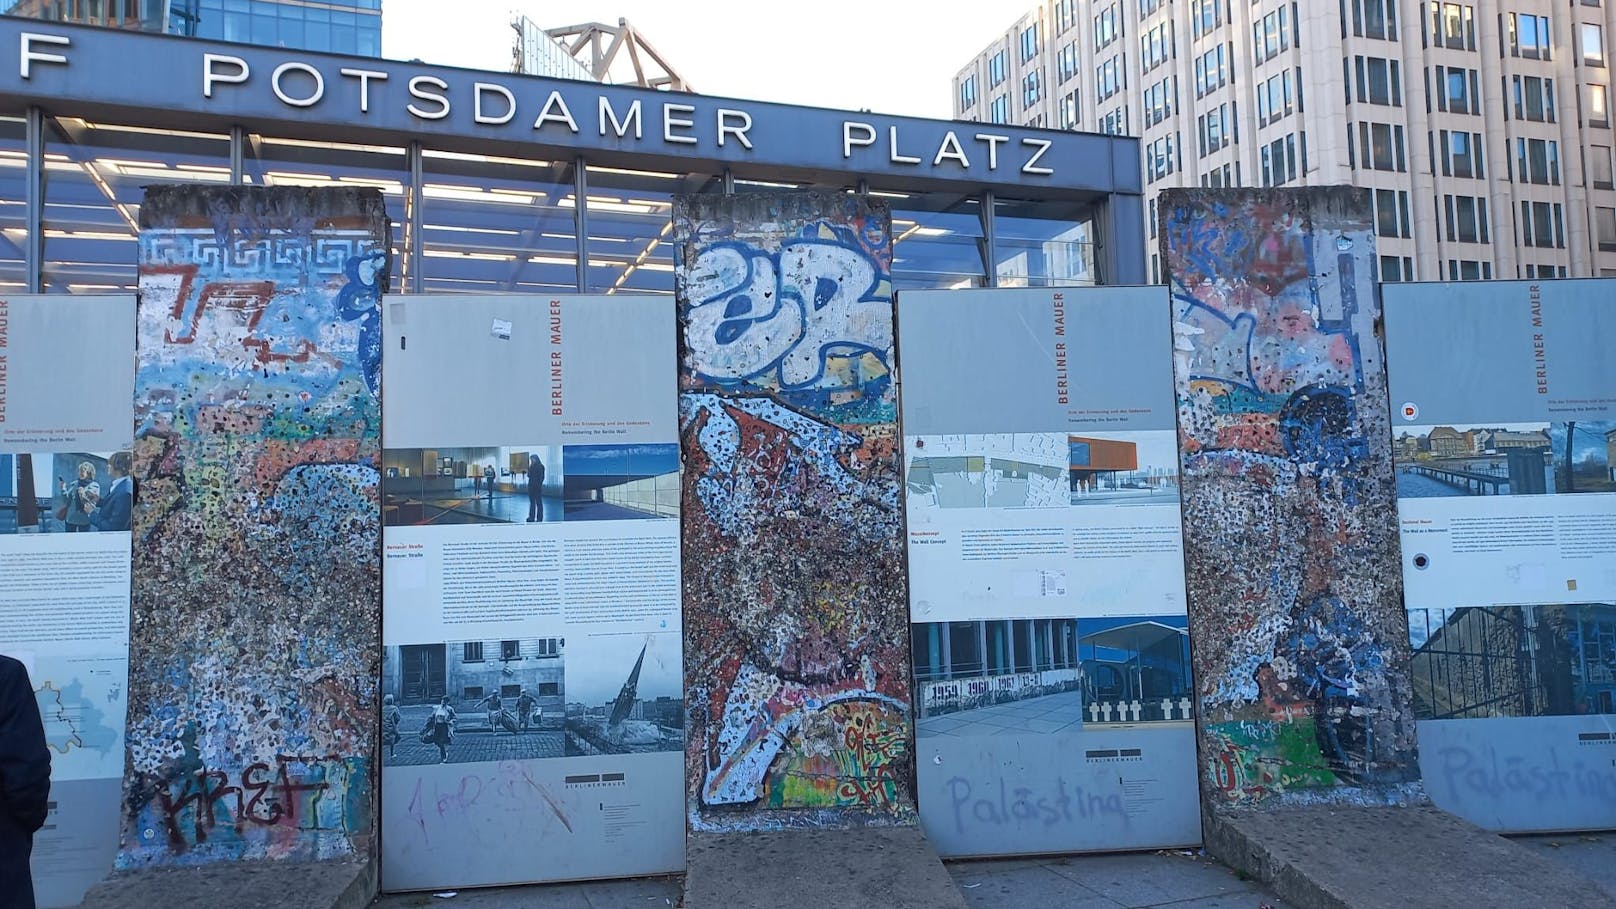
[1159,187,1423,809]
[119,186,388,866]
[675,192,914,831]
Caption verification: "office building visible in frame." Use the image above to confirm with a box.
[953,1,1616,284]
[4,0,381,55]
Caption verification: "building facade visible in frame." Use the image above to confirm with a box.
[4,0,381,55]
[953,1,1616,284]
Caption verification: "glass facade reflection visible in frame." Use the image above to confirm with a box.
[585,166,722,295]
[0,115,25,289]
[421,151,575,295]
[5,0,381,55]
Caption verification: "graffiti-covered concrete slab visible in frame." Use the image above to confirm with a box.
[119,187,388,867]
[675,193,913,831]
[1159,187,1420,807]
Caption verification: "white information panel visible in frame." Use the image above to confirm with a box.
[897,287,1199,857]
[0,295,134,908]
[379,294,683,890]
[1385,279,1616,832]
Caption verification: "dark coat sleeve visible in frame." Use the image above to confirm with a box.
[90,483,132,532]
[0,657,52,834]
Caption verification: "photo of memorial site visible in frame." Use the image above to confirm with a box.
[1408,603,1616,719]
[381,637,567,766]
[0,451,133,534]
[1393,424,1554,497]
[383,446,563,525]
[911,618,1085,735]
[1069,431,1180,506]
[562,632,682,756]
[559,444,679,520]
[1077,616,1194,726]
[1549,421,1616,494]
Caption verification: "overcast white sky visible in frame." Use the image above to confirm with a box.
[382,0,1024,119]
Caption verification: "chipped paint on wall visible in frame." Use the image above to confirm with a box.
[1159,188,1421,806]
[118,187,388,866]
[675,193,914,831]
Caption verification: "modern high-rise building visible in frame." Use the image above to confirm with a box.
[954,1,1616,284]
[3,0,381,55]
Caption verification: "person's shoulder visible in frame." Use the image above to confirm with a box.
[0,654,26,683]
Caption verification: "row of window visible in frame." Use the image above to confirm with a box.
[462,638,562,663]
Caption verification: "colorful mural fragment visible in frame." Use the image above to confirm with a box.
[119,187,388,866]
[675,193,913,830]
[1158,188,1420,806]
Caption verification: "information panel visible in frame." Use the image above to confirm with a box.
[379,295,682,890]
[1384,279,1616,832]
[898,287,1199,857]
[0,295,134,908]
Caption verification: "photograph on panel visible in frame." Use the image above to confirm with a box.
[1068,431,1180,506]
[1392,423,1554,497]
[0,451,135,534]
[1549,421,1616,494]
[912,618,1085,736]
[558,444,679,520]
[381,637,566,765]
[905,433,1069,510]
[1077,616,1194,726]
[1408,603,1616,719]
[562,631,682,756]
[382,446,563,525]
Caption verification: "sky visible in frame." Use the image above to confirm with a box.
[382,0,1025,119]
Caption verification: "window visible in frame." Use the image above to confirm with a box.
[1520,201,1565,248]
[1379,255,1414,282]
[535,637,561,657]
[1143,76,1175,127]
[1253,5,1293,64]
[1055,0,1077,34]
[1142,21,1174,72]
[1429,2,1475,50]
[1195,44,1229,97]
[1099,106,1129,135]
[1589,83,1611,126]
[537,681,561,697]
[989,50,1008,87]
[1021,23,1041,61]
[1512,75,1557,122]
[463,641,484,662]
[1192,0,1223,38]
[1515,137,1561,184]
[1146,134,1178,182]
[1357,122,1406,171]
[1597,207,1616,249]
[1095,4,1121,49]
[1590,144,1614,188]
[959,75,978,110]
[1439,130,1485,178]
[990,95,1009,124]
[1199,103,1233,156]
[501,640,520,660]
[1508,14,1551,60]
[1261,134,1299,185]
[1057,42,1080,84]
[463,686,483,700]
[1374,188,1412,238]
[1097,57,1126,102]
[1434,66,1480,114]
[1443,195,1489,243]
[1447,260,1492,280]
[1022,70,1043,107]
[1355,56,1403,106]
[1347,0,1398,40]
[1059,90,1081,129]
[1583,23,1606,66]
[1259,70,1296,125]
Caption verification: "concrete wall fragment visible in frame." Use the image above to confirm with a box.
[674,192,914,831]
[1158,187,1421,807]
[119,186,388,865]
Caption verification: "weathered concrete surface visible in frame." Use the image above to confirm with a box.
[683,827,965,909]
[1205,805,1616,909]
[1160,187,1420,806]
[675,193,912,832]
[78,860,372,909]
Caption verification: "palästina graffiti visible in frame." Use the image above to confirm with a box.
[675,193,914,830]
[1159,188,1421,806]
[119,187,387,866]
